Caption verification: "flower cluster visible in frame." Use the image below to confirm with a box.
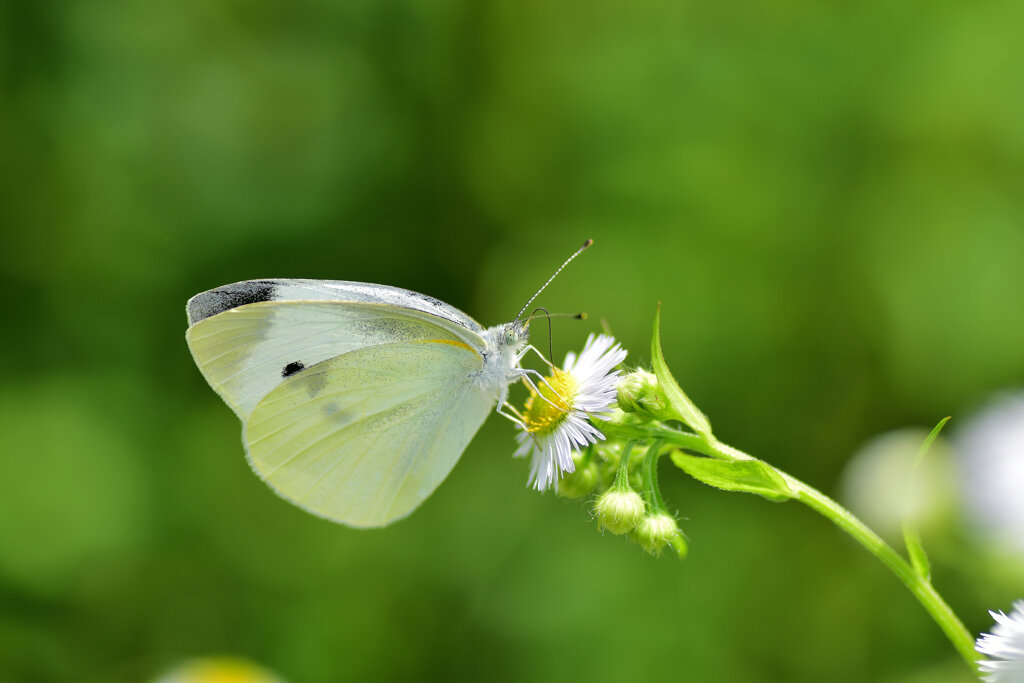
[504,309,1024,677]
[510,333,686,556]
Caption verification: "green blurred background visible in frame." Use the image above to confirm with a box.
[2,1,1023,681]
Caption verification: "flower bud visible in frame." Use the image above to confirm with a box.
[588,440,619,485]
[592,439,624,464]
[557,452,599,499]
[594,489,646,535]
[616,369,670,420]
[632,513,683,556]
[617,370,656,411]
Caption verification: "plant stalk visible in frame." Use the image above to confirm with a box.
[705,438,979,672]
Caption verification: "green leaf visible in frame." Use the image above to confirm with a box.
[651,305,712,437]
[913,416,951,470]
[902,522,930,581]
[901,416,950,580]
[671,452,794,502]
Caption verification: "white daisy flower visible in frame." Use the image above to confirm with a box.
[514,334,627,491]
[976,600,1024,682]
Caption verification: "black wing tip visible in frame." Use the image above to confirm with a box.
[187,280,278,325]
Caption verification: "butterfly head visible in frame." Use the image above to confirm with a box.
[479,321,530,401]
[483,320,529,370]
[499,320,530,358]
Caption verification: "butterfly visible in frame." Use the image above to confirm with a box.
[185,241,591,528]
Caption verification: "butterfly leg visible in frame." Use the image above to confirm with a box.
[499,401,549,456]
[492,368,569,429]
[496,402,528,429]
[494,366,529,412]
[519,369,573,413]
[492,368,570,432]
[517,344,556,369]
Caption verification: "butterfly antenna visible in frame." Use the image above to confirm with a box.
[515,238,594,323]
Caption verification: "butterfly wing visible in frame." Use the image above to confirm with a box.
[186,284,486,419]
[187,279,483,331]
[244,339,494,527]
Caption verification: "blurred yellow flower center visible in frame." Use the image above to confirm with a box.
[523,369,577,434]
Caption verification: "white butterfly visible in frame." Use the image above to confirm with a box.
[185,241,590,528]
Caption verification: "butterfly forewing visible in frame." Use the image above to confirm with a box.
[243,339,494,527]
[187,279,485,332]
[186,300,486,420]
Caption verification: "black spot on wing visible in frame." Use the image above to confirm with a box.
[282,361,304,377]
[187,280,277,324]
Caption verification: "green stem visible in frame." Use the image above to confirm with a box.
[592,419,707,453]
[702,438,979,672]
[795,479,977,670]
[612,441,637,491]
[641,441,668,513]
[596,419,977,668]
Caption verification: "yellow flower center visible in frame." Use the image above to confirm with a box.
[522,368,577,434]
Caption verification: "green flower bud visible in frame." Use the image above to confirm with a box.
[592,439,623,464]
[632,513,683,556]
[590,440,621,487]
[557,452,599,499]
[594,489,646,535]
[616,369,669,420]
[617,370,656,411]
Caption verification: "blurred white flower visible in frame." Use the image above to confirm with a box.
[955,392,1024,556]
[976,600,1024,683]
[839,428,957,540]
[153,657,286,683]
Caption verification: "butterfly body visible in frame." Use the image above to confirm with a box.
[186,279,529,527]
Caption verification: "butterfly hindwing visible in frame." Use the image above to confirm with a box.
[243,339,494,527]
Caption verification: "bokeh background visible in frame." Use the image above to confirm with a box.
[2,1,1023,681]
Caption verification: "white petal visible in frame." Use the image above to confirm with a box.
[512,333,627,491]
[977,600,1024,681]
